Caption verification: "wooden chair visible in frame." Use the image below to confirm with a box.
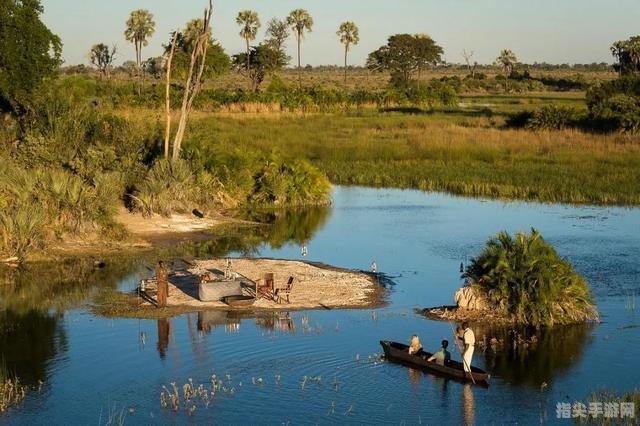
[275,276,294,304]
[256,273,275,300]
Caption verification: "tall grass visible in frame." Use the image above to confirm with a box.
[182,112,640,205]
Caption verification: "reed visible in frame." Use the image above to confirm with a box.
[0,364,28,413]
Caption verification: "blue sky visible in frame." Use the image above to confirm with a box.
[42,0,640,67]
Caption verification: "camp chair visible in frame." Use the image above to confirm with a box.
[275,276,294,304]
[256,273,275,300]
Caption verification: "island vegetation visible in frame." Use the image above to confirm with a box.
[449,229,598,327]
[1,0,639,264]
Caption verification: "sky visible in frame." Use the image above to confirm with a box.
[41,0,640,67]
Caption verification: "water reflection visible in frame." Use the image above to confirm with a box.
[255,312,296,334]
[182,206,331,258]
[462,384,475,426]
[197,311,241,335]
[0,258,140,385]
[477,323,595,387]
[157,319,171,359]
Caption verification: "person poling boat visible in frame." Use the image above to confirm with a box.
[379,340,490,386]
[458,322,475,375]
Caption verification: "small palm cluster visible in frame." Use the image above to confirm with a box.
[463,229,599,327]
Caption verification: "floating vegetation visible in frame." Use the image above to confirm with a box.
[159,374,237,415]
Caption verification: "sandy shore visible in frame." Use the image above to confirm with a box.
[141,258,383,311]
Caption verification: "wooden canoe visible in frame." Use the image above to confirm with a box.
[380,340,490,386]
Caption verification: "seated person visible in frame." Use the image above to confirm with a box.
[428,339,451,366]
[408,334,423,354]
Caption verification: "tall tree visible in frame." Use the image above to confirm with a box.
[89,43,117,78]
[0,0,61,114]
[236,10,261,88]
[337,21,360,85]
[265,18,290,69]
[367,34,443,88]
[286,9,313,72]
[611,36,640,76]
[233,44,288,92]
[124,9,156,75]
[171,1,214,160]
[496,49,518,76]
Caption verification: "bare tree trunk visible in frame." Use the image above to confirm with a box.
[246,38,251,90]
[344,45,348,86]
[164,32,178,158]
[297,34,302,85]
[172,0,213,161]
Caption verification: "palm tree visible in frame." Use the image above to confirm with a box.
[336,21,360,85]
[236,10,261,75]
[286,9,314,71]
[124,9,156,75]
[496,49,517,77]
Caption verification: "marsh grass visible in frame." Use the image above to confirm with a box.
[181,112,640,205]
[0,363,28,413]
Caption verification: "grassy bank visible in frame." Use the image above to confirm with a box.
[181,109,640,205]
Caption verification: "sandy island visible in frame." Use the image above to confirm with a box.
[138,258,383,312]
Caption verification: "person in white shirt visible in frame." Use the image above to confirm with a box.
[459,321,475,373]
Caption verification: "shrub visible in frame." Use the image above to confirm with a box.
[526,105,577,130]
[463,229,598,327]
[0,205,45,262]
[587,76,640,133]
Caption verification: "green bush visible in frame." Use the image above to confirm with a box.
[526,105,577,130]
[587,76,640,133]
[463,229,598,327]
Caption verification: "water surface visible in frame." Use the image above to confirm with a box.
[1,186,639,424]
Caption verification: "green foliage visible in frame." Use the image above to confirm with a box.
[0,204,44,262]
[0,0,61,114]
[166,28,231,81]
[88,43,116,78]
[233,44,288,92]
[526,105,577,130]
[367,34,443,88]
[587,76,640,133]
[611,35,640,75]
[463,229,598,327]
[131,158,226,217]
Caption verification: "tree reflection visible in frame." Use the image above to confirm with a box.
[181,206,331,258]
[478,323,595,387]
[0,257,139,385]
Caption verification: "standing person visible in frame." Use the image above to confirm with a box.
[156,260,169,308]
[458,322,475,373]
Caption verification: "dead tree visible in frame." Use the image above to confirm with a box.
[164,31,178,158]
[172,0,213,161]
[462,49,476,77]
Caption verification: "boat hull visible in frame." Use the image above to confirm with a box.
[380,340,490,386]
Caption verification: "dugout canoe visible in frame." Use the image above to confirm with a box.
[380,340,490,386]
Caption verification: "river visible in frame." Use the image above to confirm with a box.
[1,186,639,424]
